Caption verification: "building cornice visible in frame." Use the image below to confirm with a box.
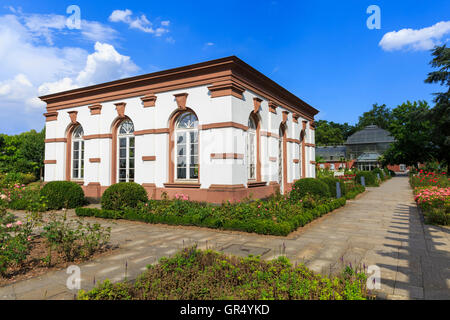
[39,56,318,120]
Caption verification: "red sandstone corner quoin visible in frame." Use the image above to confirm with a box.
[40,56,318,203]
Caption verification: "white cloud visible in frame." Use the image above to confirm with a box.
[76,42,138,87]
[80,20,118,43]
[109,9,170,36]
[109,9,132,23]
[38,42,139,95]
[0,13,139,132]
[379,21,450,51]
[11,11,118,45]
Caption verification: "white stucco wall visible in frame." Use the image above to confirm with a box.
[44,83,316,192]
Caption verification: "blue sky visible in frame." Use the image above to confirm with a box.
[1,0,449,134]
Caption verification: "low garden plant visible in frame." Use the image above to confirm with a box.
[41,210,111,263]
[0,199,33,276]
[78,246,370,300]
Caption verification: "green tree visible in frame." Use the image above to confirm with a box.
[19,129,45,179]
[383,101,433,167]
[424,45,450,166]
[0,128,45,178]
[315,120,344,146]
[357,103,392,130]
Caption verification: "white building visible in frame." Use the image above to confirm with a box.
[40,57,318,203]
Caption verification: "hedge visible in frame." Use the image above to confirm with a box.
[101,182,148,210]
[40,181,85,210]
[355,171,378,187]
[76,197,347,236]
[372,168,385,181]
[344,185,366,200]
[318,177,345,198]
[290,178,331,202]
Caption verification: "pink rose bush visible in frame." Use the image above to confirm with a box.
[175,193,189,201]
[414,186,449,225]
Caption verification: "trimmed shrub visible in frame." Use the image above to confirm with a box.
[290,178,330,202]
[372,168,385,181]
[318,177,344,198]
[101,182,148,210]
[40,181,85,210]
[355,171,378,187]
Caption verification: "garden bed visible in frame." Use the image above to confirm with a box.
[78,247,371,300]
[76,197,348,236]
[0,235,117,287]
[410,170,449,226]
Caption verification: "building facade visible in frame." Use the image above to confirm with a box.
[40,57,318,203]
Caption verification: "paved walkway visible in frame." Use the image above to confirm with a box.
[1,176,449,300]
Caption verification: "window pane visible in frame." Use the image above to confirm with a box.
[190,131,198,143]
[177,133,186,144]
[190,166,199,179]
[129,148,135,158]
[120,148,126,158]
[129,159,134,169]
[73,169,78,178]
[129,137,135,147]
[190,143,198,157]
[73,141,79,152]
[73,160,79,169]
[119,159,126,169]
[177,113,198,129]
[119,138,126,148]
[191,155,198,165]
[177,156,186,166]
[177,145,186,156]
[129,169,134,179]
[119,169,126,180]
[177,167,186,179]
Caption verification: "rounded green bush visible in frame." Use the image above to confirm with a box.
[290,178,330,202]
[355,171,378,186]
[40,181,86,210]
[101,182,148,210]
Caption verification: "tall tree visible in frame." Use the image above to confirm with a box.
[383,101,433,167]
[424,45,450,166]
[0,128,45,178]
[315,120,345,146]
[357,103,392,130]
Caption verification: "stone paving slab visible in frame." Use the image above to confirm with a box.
[1,176,449,300]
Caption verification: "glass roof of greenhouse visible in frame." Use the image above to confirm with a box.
[356,152,381,162]
[345,125,395,145]
[316,146,346,159]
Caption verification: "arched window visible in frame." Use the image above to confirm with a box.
[117,119,135,182]
[300,129,306,178]
[247,117,257,180]
[72,125,84,180]
[278,125,284,185]
[175,112,198,180]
